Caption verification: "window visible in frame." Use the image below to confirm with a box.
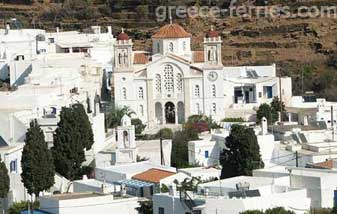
[138,87,144,99]
[164,65,174,92]
[155,74,161,93]
[195,85,200,97]
[157,43,160,52]
[122,87,127,100]
[176,73,183,92]
[211,84,216,97]
[169,42,174,52]
[183,41,186,51]
[159,207,165,214]
[140,105,144,116]
[196,103,200,114]
[48,38,55,43]
[205,151,209,158]
[212,103,216,114]
[10,160,17,173]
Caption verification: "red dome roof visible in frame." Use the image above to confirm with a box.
[118,29,129,40]
[152,23,192,39]
[206,26,219,38]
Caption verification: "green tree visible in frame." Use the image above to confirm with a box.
[73,103,94,150]
[136,201,153,214]
[107,106,134,128]
[160,184,169,193]
[0,156,10,210]
[131,118,146,135]
[21,119,55,197]
[331,206,337,214]
[52,107,85,180]
[270,97,285,113]
[8,201,39,214]
[265,207,295,214]
[220,125,264,179]
[156,128,173,139]
[171,126,199,168]
[256,103,278,124]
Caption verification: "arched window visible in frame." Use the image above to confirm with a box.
[212,103,216,114]
[169,42,174,52]
[196,103,200,114]
[138,87,144,99]
[195,85,200,97]
[118,53,122,65]
[155,74,161,93]
[211,84,216,97]
[122,87,127,100]
[176,73,183,92]
[123,131,129,147]
[164,65,174,92]
[140,105,144,116]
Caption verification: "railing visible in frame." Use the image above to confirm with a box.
[179,191,197,212]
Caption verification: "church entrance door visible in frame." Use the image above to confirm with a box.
[165,102,175,124]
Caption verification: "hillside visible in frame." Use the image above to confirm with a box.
[1,0,337,100]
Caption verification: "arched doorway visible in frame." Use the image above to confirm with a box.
[165,102,175,124]
[155,102,163,124]
[177,102,185,124]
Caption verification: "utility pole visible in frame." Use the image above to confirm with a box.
[295,151,298,167]
[160,133,165,166]
[279,76,283,122]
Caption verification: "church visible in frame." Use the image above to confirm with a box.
[110,22,293,128]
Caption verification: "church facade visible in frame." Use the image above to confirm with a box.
[110,24,292,128]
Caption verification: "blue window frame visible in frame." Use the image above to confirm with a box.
[266,86,273,98]
[205,151,209,158]
[10,159,17,173]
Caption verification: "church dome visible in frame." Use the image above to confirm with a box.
[152,23,192,39]
[206,26,219,38]
[118,29,129,41]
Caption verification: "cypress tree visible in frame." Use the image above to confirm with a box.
[0,156,9,198]
[52,105,92,180]
[72,103,94,150]
[21,119,55,197]
[220,125,264,179]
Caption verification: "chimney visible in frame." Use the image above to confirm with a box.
[107,26,112,35]
[261,117,268,135]
[169,184,176,196]
[5,24,10,35]
[303,115,309,126]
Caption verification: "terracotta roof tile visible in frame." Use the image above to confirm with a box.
[134,53,149,64]
[193,51,204,63]
[132,168,175,183]
[152,24,192,39]
[314,159,333,169]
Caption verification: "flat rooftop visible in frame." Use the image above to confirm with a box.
[199,176,274,189]
[45,192,106,201]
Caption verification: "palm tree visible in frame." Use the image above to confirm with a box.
[106,106,135,128]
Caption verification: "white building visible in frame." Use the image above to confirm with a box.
[95,161,176,183]
[111,24,292,127]
[153,175,310,214]
[39,192,139,214]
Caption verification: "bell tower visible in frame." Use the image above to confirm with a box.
[204,26,222,67]
[116,115,137,164]
[114,28,133,70]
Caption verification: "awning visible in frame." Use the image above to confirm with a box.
[114,179,154,189]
